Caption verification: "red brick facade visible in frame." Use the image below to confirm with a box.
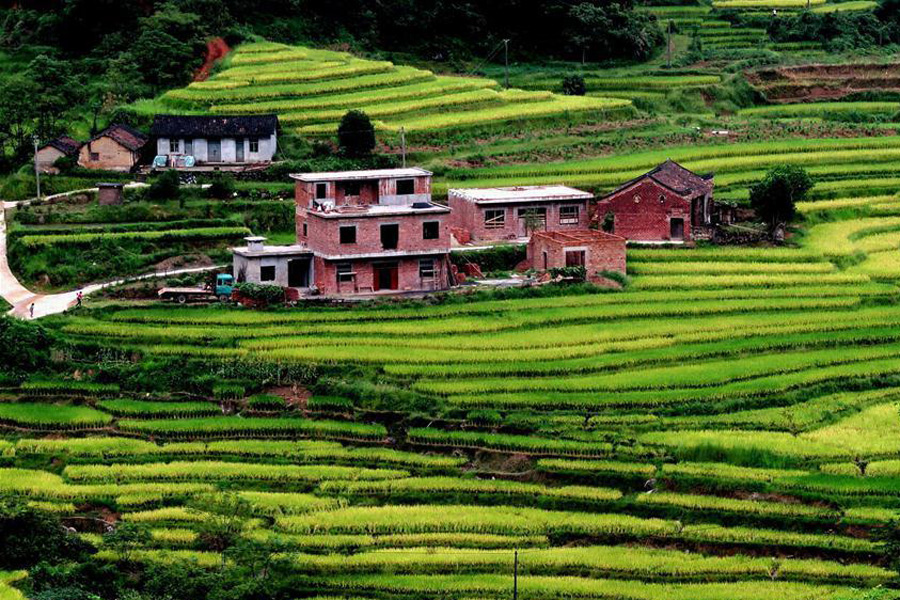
[527,230,626,280]
[594,179,694,242]
[593,160,716,243]
[289,168,452,296]
[448,186,592,243]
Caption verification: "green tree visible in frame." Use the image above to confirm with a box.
[337,110,376,158]
[749,165,813,233]
[191,493,253,557]
[207,172,237,199]
[0,316,54,382]
[0,495,90,569]
[103,522,151,564]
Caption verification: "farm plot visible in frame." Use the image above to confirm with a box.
[157,42,633,140]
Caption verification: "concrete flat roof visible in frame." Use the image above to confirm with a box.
[450,185,592,205]
[310,203,450,218]
[291,167,432,182]
[317,248,449,261]
[232,244,312,258]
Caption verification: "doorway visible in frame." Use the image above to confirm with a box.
[235,138,244,162]
[208,139,222,162]
[373,262,399,291]
[670,218,685,240]
[287,258,310,287]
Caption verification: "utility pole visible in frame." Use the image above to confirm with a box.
[513,549,518,600]
[503,39,510,89]
[667,20,672,68]
[32,135,41,201]
[400,127,407,168]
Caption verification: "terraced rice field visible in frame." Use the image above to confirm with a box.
[3,167,898,598]
[159,42,633,140]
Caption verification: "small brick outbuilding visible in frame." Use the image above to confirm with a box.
[527,229,626,281]
[594,160,716,242]
[78,124,148,172]
[36,136,80,173]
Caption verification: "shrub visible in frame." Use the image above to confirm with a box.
[562,74,587,96]
[206,173,236,200]
[147,169,181,201]
[233,282,284,305]
[749,165,814,232]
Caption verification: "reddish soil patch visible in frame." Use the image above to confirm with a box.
[194,37,230,82]
[746,62,900,103]
[268,385,312,410]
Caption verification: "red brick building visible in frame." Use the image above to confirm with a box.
[594,160,720,242]
[448,185,592,243]
[528,230,626,281]
[292,168,453,295]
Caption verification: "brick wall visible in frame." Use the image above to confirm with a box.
[594,179,693,242]
[314,255,449,295]
[527,231,626,278]
[296,175,431,208]
[78,137,139,172]
[448,193,589,242]
[305,211,450,257]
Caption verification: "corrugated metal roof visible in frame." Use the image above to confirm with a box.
[450,185,593,204]
[291,167,432,182]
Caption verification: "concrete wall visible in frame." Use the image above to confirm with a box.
[78,137,138,172]
[156,134,276,164]
[448,195,590,242]
[233,253,313,288]
[594,179,693,242]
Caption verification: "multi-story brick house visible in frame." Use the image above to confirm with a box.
[593,160,725,242]
[448,185,593,243]
[233,168,453,296]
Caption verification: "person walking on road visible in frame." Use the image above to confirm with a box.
[76,291,83,308]
[29,302,34,318]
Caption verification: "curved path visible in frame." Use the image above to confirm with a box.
[1,198,222,320]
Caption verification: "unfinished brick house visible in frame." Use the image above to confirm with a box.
[78,124,148,172]
[36,136,80,173]
[594,160,727,242]
[528,230,626,281]
[233,168,453,296]
[448,185,593,243]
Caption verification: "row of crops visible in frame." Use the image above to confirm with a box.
[157,42,633,140]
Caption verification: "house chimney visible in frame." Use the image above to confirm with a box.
[245,236,266,252]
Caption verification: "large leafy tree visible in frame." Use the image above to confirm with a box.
[749,165,814,232]
[338,110,376,158]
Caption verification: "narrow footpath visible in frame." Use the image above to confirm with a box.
[1,199,221,320]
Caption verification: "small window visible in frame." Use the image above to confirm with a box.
[565,250,586,268]
[381,223,399,250]
[343,181,361,196]
[419,258,435,279]
[659,194,666,204]
[484,209,506,229]
[423,221,440,240]
[336,262,354,283]
[302,222,308,237]
[249,138,259,153]
[316,183,328,199]
[169,140,179,153]
[89,152,100,161]
[396,178,415,195]
[260,265,276,281]
[633,195,641,204]
[559,206,579,225]
[339,225,357,244]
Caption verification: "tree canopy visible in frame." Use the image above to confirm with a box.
[749,165,814,231]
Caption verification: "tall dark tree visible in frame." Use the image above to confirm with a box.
[337,110,376,158]
[749,165,813,232]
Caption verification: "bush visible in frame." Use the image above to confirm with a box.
[147,169,180,201]
[548,265,587,281]
[0,316,54,382]
[450,245,526,273]
[206,173,236,199]
[234,282,285,305]
[562,74,587,96]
